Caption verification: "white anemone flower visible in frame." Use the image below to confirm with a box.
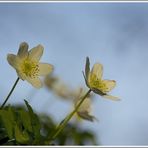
[74,88,96,122]
[75,97,95,122]
[7,42,53,88]
[83,57,119,101]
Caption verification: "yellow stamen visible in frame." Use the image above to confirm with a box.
[21,59,39,78]
[89,74,99,87]
[89,73,106,93]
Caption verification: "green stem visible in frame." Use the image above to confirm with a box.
[49,89,91,142]
[1,77,19,109]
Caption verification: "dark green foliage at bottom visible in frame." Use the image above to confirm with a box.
[0,100,98,145]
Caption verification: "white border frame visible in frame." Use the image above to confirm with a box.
[0,1,148,147]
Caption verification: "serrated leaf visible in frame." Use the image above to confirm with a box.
[14,123,30,144]
[0,107,15,139]
[18,109,33,133]
[8,107,16,123]
[24,100,41,140]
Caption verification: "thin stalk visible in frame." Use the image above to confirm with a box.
[1,77,19,109]
[49,89,91,142]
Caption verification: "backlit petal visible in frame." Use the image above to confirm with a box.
[103,95,120,101]
[26,77,42,88]
[16,69,26,80]
[75,97,95,122]
[100,80,116,93]
[29,45,43,61]
[38,63,53,76]
[91,63,103,80]
[17,42,29,59]
[7,54,21,69]
[77,111,95,122]
[76,97,91,113]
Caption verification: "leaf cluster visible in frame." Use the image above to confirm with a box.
[0,100,98,145]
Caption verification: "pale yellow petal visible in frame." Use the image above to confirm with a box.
[76,97,91,113]
[77,111,95,122]
[16,69,26,80]
[26,77,42,88]
[103,95,120,101]
[75,97,94,122]
[7,54,21,69]
[100,80,116,93]
[29,45,43,61]
[17,42,29,59]
[91,63,103,80]
[38,63,53,76]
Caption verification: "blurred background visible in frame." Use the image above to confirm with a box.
[0,2,148,145]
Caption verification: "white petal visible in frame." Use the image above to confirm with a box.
[29,45,43,61]
[103,95,120,101]
[26,77,42,88]
[17,42,29,59]
[7,54,21,69]
[100,80,116,93]
[16,69,26,80]
[38,63,53,76]
[75,97,95,122]
[91,63,103,80]
[76,97,91,113]
[77,111,95,122]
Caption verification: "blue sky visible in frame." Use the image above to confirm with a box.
[1,2,148,145]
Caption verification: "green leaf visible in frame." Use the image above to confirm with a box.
[0,107,16,139]
[18,109,33,133]
[24,100,41,140]
[14,123,30,144]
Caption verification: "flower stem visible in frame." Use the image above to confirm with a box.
[49,89,91,143]
[1,77,19,109]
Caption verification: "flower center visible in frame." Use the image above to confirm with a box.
[21,59,39,78]
[89,73,106,93]
[89,74,99,87]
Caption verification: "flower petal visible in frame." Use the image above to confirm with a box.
[17,42,29,59]
[91,63,103,80]
[103,95,120,101]
[29,44,43,61]
[38,63,53,76]
[16,69,26,80]
[75,97,95,122]
[77,111,95,122]
[100,80,116,93]
[7,54,21,69]
[26,77,42,88]
[85,57,90,80]
[76,97,91,113]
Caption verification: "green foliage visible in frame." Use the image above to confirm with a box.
[0,107,15,139]
[14,123,30,144]
[24,100,41,144]
[0,100,98,145]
